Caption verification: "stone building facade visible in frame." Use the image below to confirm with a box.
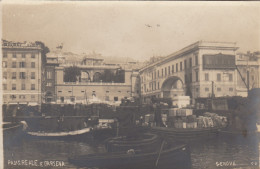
[139,41,240,104]
[2,40,43,105]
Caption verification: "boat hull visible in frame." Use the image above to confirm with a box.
[69,144,191,169]
[105,133,160,152]
[150,126,220,141]
[25,127,92,140]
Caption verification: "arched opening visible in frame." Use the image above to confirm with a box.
[81,71,90,82]
[93,72,102,82]
[161,76,185,99]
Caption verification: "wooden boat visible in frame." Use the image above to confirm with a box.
[69,143,191,169]
[26,127,92,139]
[105,132,160,152]
[150,126,221,141]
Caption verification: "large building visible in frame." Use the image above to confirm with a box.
[139,41,241,104]
[236,52,260,97]
[46,52,140,104]
[44,54,59,103]
[2,40,43,105]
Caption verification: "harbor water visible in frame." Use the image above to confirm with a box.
[4,133,259,169]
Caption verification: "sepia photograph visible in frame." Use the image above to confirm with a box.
[1,1,260,169]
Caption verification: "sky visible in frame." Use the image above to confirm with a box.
[1,2,260,61]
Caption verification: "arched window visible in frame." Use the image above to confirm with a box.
[93,72,102,82]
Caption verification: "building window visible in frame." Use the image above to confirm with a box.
[31,84,35,90]
[154,71,156,79]
[13,53,16,58]
[172,65,174,73]
[19,95,26,99]
[151,72,153,80]
[12,62,16,68]
[31,72,35,79]
[12,72,16,79]
[184,60,187,69]
[31,53,35,58]
[20,72,26,79]
[3,52,7,58]
[196,71,199,82]
[205,73,209,81]
[165,67,167,76]
[3,72,7,79]
[11,95,16,100]
[31,62,35,68]
[60,97,64,102]
[19,62,26,68]
[176,63,178,72]
[180,62,183,71]
[2,61,7,68]
[205,87,209,92]
[22,53,26,58]
[12,84,16,90]
[161,69,163,77]
[114,97,118,101]
[70,96,75,102]
[195,54,198,65]
[190,58,192,67]
[229,74,233,82]
[185,74,188,83]
[190,73,192,82]
[46,82,52,87]
[168,66,170,75]
[157,70,159,78]
[158,82,160,89]
[31,95,35,99]
[229,88,233,92]
[3,84,7,90]
[217,88,221,92]
[47,71,52,79]
[251,75,255,81]
[217,73,221,81]
[196,88,199,92]
[21,83,26,90]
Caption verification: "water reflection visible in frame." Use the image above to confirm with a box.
[4,135,259,169]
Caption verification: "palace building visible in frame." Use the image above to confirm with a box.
[44,52,140,104]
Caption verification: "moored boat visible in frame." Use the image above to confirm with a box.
[69,143,191,169]
[27,127,92,137]
[150,126,221,141]
[105,132,160,152]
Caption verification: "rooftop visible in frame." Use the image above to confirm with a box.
[2,39,41,50]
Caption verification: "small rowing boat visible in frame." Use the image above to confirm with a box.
[27,127,91,137]
[69,143,191,169]
[105,132,160,152]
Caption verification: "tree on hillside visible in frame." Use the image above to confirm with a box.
[64,66,81,82]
